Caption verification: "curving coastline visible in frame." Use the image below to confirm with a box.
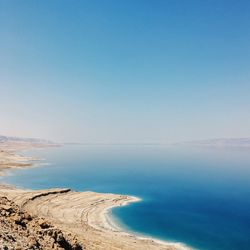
[0,138,192,250]
[100,196,191,250]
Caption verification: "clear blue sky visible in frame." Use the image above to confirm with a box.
[0,0,250,143]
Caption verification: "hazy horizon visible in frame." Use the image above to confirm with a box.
[1,0,250,143]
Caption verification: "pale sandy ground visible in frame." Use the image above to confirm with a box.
[0,139,191,250]
[0,140,55,176]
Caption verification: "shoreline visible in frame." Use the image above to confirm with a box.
[0,140,192,250]
[103,197,192,250]
[0,139,57,176]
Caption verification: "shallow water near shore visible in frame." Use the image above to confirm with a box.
[2,145,250,250]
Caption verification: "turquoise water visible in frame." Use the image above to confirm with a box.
[2,145,250,250]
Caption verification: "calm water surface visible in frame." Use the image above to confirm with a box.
[2,145,250,250]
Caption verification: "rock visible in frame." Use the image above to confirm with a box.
[1,209,6,216]
[1,205,13,213]
[0,196,84,250]
[38,218,50,229]
[28,236,39,248]
[13,215,26,227]
[23,212,32,221]
[56,231,65,243]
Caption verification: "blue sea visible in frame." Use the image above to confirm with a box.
[1,145,250,250]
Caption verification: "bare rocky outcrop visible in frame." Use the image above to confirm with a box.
[0,196,84,250]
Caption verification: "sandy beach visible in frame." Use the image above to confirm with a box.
[0,138,57,176]
[0,138,191,250]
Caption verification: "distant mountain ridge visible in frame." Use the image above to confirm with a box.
[180,138,250,147]
[1,135,250,147]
